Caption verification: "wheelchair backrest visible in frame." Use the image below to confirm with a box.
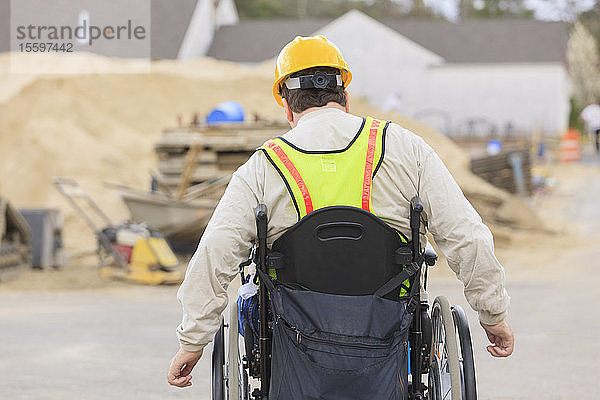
[269,206,412,299]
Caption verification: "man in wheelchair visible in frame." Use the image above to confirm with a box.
[168,35,514,399]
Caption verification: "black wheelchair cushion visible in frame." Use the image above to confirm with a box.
[270,206,411,299]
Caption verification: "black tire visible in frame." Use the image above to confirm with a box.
[241,368,249,400]
[212,317,225,400]
[228,302,240,399]
[428,356,443,400]
[430,296,462,400]
[451,305,477,400]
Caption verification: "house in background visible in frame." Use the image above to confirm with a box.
[208,10,570,137]
[380,14,569,138]
[0,2,569,137]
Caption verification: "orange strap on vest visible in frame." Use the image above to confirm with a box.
[361,119,380,211]
[265,140,314,214]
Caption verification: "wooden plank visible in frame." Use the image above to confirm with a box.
[157,152,218,173]
[470,150,531,195]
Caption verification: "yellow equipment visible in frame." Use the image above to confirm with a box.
[272,35,352,106]
[54,178,183,285]
[99,235,182,285]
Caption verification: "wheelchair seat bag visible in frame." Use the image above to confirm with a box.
[269,284,411,399]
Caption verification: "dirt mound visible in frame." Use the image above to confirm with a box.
[0,52,537,260]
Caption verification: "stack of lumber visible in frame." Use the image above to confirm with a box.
[154,121,288,190]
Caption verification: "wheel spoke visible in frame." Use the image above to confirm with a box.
[443,386,452,400]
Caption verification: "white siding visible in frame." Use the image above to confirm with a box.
[216,0,239,27]
[423,63,570,137]
[314,10,444,114]
[178,0,215,60]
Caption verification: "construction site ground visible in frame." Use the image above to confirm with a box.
[0,157,598,400]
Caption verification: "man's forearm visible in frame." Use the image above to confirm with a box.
[443,227,510,324]
[176,240,230,350]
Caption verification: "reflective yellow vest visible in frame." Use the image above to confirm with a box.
[259,117,389,218]
[259,116,410,295]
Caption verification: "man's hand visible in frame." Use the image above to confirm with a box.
[167,347,203,387]
[480,320,514,357]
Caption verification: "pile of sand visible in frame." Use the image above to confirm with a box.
[0,52,539,258]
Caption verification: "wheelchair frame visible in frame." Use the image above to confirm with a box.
[212,197,477,400]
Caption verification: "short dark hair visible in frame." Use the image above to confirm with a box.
[279,66,347,113]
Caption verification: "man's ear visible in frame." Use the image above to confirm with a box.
[344,90,350,113]
[282,98,294,125]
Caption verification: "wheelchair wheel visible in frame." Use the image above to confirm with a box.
[428,355,442,399]
[227,301,240,399]
[452,305,477,400]
[430,296,462,400]
[228,301,251,399]
[212,302,249,400]
[212,317,225,400]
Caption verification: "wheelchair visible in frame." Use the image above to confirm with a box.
[212,197,477,399]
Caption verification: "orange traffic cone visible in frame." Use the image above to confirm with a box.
[559,129,581,163]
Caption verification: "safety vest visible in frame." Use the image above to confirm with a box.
[258,116,410,295]
[259,116,392,219]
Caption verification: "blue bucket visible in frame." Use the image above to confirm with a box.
[486,140,502,155]
[206,101,245,125]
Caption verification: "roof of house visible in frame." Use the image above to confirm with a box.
[150,0,198,59]
[207,16,568,64]
[382,19,568,63]
[206,19,332,62]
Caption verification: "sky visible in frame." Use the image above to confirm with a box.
[526,0,596,20]
[423,0,597,21]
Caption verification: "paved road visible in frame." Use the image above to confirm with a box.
[427,242,600,400]
[0,287,198,400]
[1,162,599,400]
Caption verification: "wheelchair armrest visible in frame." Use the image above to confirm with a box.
[424,242,438,266]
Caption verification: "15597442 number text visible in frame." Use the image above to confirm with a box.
[18,42,73,52]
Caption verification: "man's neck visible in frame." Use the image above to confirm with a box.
[290,103,346,128]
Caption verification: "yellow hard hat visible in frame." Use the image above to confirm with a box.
[272,35,352,107]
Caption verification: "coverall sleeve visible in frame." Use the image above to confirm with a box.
[175,157,262,351]
[419,147,510,325]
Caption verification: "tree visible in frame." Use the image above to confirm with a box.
[540,0,595,22]
[235,0,288,19]
[579,1,600,53]
[409,0,439,18]
[567,21,600,109]
[459,0,534,19]
[235,0,440,20]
